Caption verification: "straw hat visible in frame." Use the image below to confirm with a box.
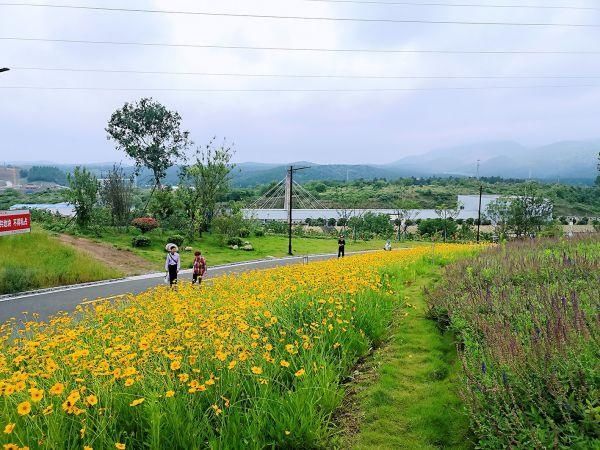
[165,243,179,252]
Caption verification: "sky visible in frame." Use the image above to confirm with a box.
[0,0,599,165]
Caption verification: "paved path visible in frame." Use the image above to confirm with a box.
[0,252,372,323]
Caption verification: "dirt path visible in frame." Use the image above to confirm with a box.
[56,234,155,276]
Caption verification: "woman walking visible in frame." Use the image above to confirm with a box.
[165,244,180,287]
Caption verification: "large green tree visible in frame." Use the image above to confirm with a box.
[106,98,191,188]
[66,167,99,228]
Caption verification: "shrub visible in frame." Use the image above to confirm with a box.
[418,219,458,238]
[239,227,250,238]
[226,237,244,247]
[327,218,337,227]
[132,236,152,248]
[131,217,159,234]
[166,235,185,247]
[254,228,265,237]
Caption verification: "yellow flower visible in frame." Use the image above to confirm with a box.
[165,390,175,398]
[3,444,19,450]
[129,398,145,407]
[3,423,15,434]
[280,360,290,368]
[86,394,98,406]
[17,401,31,416]
[285,430,291,435]
[251,366,263,375]
[228,360,237,370]
[49,383,64,396]
[295,368,306,377]
[170,361,181,371]
[124,378,134,387]
[115,444,126,450]
[84,446,93,450]
[29,387,44,402]
[42,404,53,415]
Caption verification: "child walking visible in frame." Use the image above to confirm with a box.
[192,251,207,285]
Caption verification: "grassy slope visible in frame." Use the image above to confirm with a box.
[345,259,471,450]
[86,228,398,270]
[0,228,122,295]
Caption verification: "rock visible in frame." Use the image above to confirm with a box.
[184,246,193,252]
[242,244,254,251]
[230,245,239,250]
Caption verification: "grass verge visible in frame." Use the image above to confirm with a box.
[79,227,403,269]
[0,228,122,295]
[341,256,474,450]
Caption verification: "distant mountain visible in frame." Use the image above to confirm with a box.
[230,163,402,187]
[8,139,598,186]
[388,140,599,181]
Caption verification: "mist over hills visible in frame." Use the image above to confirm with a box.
[232,140,598,186]
[8,139,598,186]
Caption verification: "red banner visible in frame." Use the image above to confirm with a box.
[0,210,31,236]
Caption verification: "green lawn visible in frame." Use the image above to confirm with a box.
[344,257,473,449]
[0,229,122,295]
[83,228,405,270]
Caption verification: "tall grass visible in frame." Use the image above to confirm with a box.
[426,236,600,448]
[0,230,121,294]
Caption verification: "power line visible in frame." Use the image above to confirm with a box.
[1,2,599,27]
[0,84,597,93]
[3,37,600,55]
[300,0,600,12]
[9,66,600,79]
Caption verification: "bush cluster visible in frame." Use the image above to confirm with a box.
[166,235,185,247]
[131,236,152,248]
[131,217,159,234]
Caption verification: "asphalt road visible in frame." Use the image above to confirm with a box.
[0,252,362,323]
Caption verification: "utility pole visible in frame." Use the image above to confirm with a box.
[286,165,310,255]
[476,159,482,243]
[477,185,483,243]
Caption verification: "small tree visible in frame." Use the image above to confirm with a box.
[106,97,191,198]
[66,167,99,228]
[486,183,553,238]
[435,202,462,242]
[180,138,235,234]
[393,199,420,241]
[148,186,178,223]
[100,165,134,226]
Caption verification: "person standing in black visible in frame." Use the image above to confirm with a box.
[338,235,346,258]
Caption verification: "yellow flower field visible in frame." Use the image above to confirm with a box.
[0,244,478,449]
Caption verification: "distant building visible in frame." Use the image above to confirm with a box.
[9,203,75,217]
[243,194,503,222]
[0,167,19,188]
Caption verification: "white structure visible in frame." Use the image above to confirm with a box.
[243,195,502,222]
[10,202,75,217]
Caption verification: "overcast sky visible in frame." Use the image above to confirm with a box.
[1,0,599,165]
